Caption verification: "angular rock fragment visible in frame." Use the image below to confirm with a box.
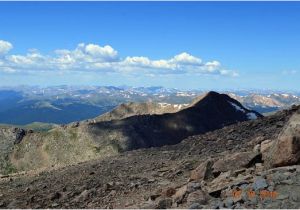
[212,152,261,174]
[190,159,214,181]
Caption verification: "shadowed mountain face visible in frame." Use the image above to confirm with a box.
[87,91,262,150]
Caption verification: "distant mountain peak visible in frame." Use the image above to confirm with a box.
[190,91,263,121]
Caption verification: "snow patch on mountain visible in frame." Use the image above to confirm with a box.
[247,112,258,120]
[230,102,246,113]
[230,101,259,120]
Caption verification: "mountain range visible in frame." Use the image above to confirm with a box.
[0,86,299,125]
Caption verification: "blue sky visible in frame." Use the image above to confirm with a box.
[0,2,300,90]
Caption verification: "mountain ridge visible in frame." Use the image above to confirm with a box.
[0,91,261,174]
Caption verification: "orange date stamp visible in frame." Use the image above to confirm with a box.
[232,189,278,200]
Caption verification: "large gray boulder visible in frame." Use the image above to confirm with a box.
[264,110,300,168]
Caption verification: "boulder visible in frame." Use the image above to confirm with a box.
[186,182,202,192]
[157,198,172,209]
[190,159,214,181]
[205,171,232,194]
[139,200,157,209]
[189,203,202,209]
[252,177,268,191]
[212,152,261,173]
[264,112,300,168]
[186,190,209,206]
[173,185,187,204]
[265,135,300,168]
[172,181,203,204]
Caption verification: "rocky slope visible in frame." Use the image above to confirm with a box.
[0,105,298,208]
[91,101,189,122]
[0,92,261,174]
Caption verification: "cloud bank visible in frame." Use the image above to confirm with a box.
[0,40,238,77]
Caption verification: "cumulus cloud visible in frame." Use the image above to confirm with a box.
[0,40,238,77]
[85,44,118,61]
[0,40,13,55]
[171,52,202,65]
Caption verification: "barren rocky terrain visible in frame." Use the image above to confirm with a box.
[0,104,299,208]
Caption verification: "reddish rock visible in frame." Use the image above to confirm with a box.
[161,187,176,197]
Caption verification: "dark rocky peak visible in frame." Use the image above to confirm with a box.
[188,91,263,121]
[86,92,264,151]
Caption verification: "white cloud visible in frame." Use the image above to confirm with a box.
[0,40,238,77]
[124,56,151,66]
[204,61,221,72]
[0,40,13,55]
[171,52,202,65]
[85,44,118,61]
[51,43,119,71]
